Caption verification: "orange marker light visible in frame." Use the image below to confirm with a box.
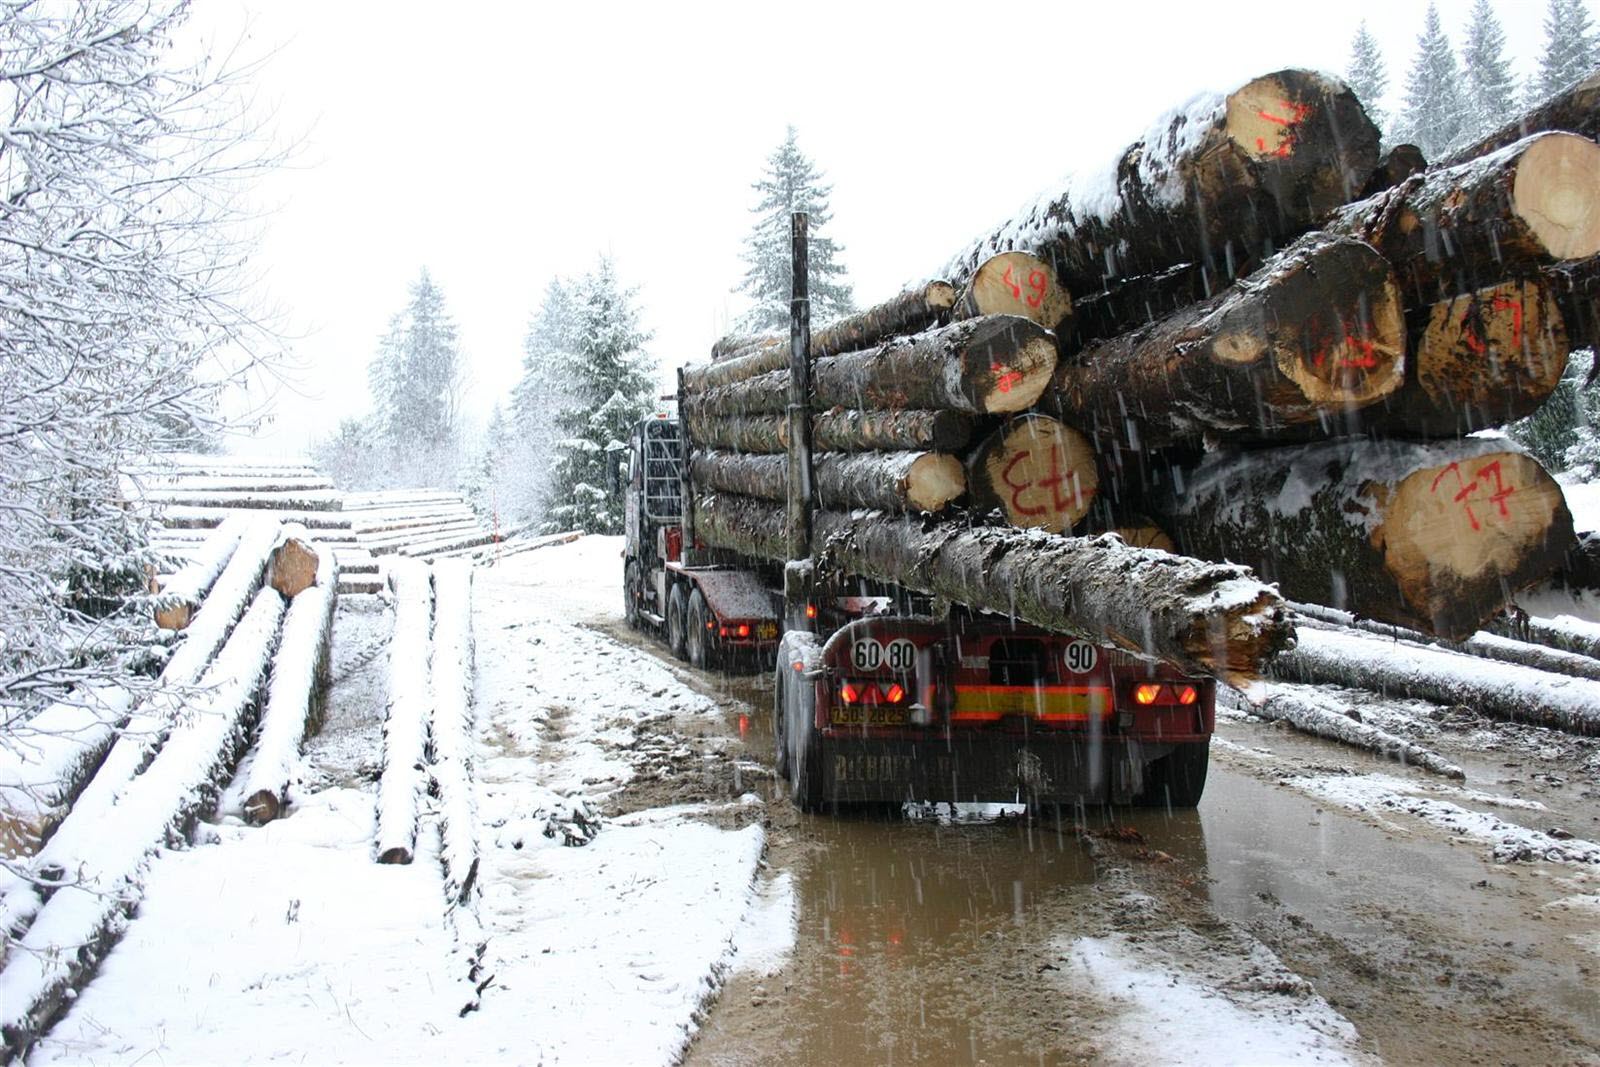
[1177,685,1199,705]
[1133,684,1162,706]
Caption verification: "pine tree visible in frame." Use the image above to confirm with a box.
[368,269,463,485]
[1396,4,1469,158]
[1345,21,1390,131]
[735,126,854,332]
[1507,350,1595,471]
[1539,0,1599,98]
[542,257,656,535]
[508,278,579,521]
[1462,0,1518,140]
[465,403,512,521]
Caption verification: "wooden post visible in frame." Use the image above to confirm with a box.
[786,212,815,631]
[676,365,696,566]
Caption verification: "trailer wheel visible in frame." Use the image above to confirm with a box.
[666,583,688,661]
[623,560,643,629]
[772,661,792,780]
[686,588,715,670]
[785,679,824,812]
[1135,741,1209,809]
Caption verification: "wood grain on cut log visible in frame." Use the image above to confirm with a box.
[1441,70,1600,167]
[1328,131,1600,304]
[683,316,1057,419]
[267,531,319,598]
[944,69,1379,300]
[1049,234,1404,452]
[966,415,1099,533]
[1153,438,1575,640]
[692,282,958,390]
[692,449,965,513]
[684,409,974,455]
[693,492,1295,686]
[951,252,1071,333]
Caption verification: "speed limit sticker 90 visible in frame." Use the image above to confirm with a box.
[851,637,918,672]
[1062,641,1099,674]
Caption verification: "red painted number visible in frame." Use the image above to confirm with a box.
[1000,265,1051,310]
[1462,294,1525,356]
[1254,99,1314,158]
[1430,460,1518,533]
[990,359,1025,394]
[1312,334,1379,371]
[1001,446,1081,519]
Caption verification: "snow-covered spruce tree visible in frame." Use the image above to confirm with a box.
[313,417,387,491]
[1395,3,1469,159]
[506,278,580,522]
[735,126,854,332]
[1345,21,1390,131]
[1540,0,1599,97]
[464,403,513,522]
[0,1,277,714]
[1462,0,1519,141]
[1508,349,1595,472]
[367,269,464,487]
[541,258,656,535]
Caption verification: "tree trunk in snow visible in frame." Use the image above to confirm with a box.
[952,252,1072,333]
[693,492,1294,687]
[1440,70,1600,167]
[692,449,965,514]
[377,559,432,865]
[1151,438,1574,640]
[267,530,320,599]
[684,408,975,455]
[1326,132,1600,305]
[693,281,958,389]
[944,69,1380,299]
[965,414,1099,533]
[682,315,1057,418]
[1047,234,1405,452]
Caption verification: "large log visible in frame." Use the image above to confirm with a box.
[152,516,247,630]
[965,414,1099,533]
[692,282,958,390]
[693,492,1294,687]
[377,559,432,865]
[266,528,320,599]
[951,252,1072,333]
[683,408,976,455]
[1326,131,1600,305]
[1048,234,1404,452]
[1152,438,1575,640]
[691,449,965,514]
[1440,69,1600,167]
[683,316,1057,419]
[944,69,1380,298]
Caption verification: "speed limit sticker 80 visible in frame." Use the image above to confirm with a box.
[851,637,917,672]
[1062,641,1099,674]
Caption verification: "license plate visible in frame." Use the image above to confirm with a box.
[756,622,778,640]
[832,704,908,727]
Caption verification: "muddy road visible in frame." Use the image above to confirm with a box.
[581,614,1600,1066]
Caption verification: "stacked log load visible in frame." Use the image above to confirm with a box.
[681,67,1600,687]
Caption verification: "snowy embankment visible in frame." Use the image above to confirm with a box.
[29,536,775,1065]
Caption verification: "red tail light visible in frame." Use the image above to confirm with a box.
[840,681,862,704]
[805,603,818,620]
[1133,684,1161,706]
[737,624,750,638]
[1177,685,1199,705]
[883,683,906,704]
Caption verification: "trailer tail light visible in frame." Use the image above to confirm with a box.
[1133,683,1162,706]
[882,683,906,704]
[840,681,864,704]
[1176,684,1199,705]
[718,623,754,639]
[1130,683,1204,707]
[838,680,909,706]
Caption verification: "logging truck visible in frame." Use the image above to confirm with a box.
[618,412,1214,811]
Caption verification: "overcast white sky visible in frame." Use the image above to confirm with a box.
[202,0,1566,455]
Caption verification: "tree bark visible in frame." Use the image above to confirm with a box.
[944,69,1380,298]
[684,409,975,455]
[683,315,1057,418]
[1361,143,1427,197]
[1326,131,1600,306]
[952,252,1072,333]
[693,282,958,389]
[692,449,965,513]
[693,492,1295,687]
[965,414,1099,533]
[1048,234,1405,452]
[1440,70,1600,167]
[1152,438,1575,640]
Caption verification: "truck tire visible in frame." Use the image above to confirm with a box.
[624,560,643,629]
[666,583,688,661]
[786,678,824,812]
[772,661,793,780]
[686,588,715,670]
[1136,741,1209,809]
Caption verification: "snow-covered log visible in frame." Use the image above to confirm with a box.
[683,408,975,455]
[1153,438,1574,640]
[1327,132,1600,304]
[1487,612,1600,662]
[0,588,284,1056]
[1440,69,1600,167]
[682,315,1057,419]
[1049,234,1404,451]
[377,558,432,865]
[951,251,1072,332]
[1271,626,1600,735]
[265,526,320,599]
[241,547,339,825]
[693,493,1294,686]
[0,686,134,859]
[1291,601,1600,683]
[694,281,958,388]
[1218,682,1464,778]
[690,449,965,514]
[944,69,1379,300]
[150,515,246,630]
[965,414,1099,533]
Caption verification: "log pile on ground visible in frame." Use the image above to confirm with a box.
[377,558,432,865]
